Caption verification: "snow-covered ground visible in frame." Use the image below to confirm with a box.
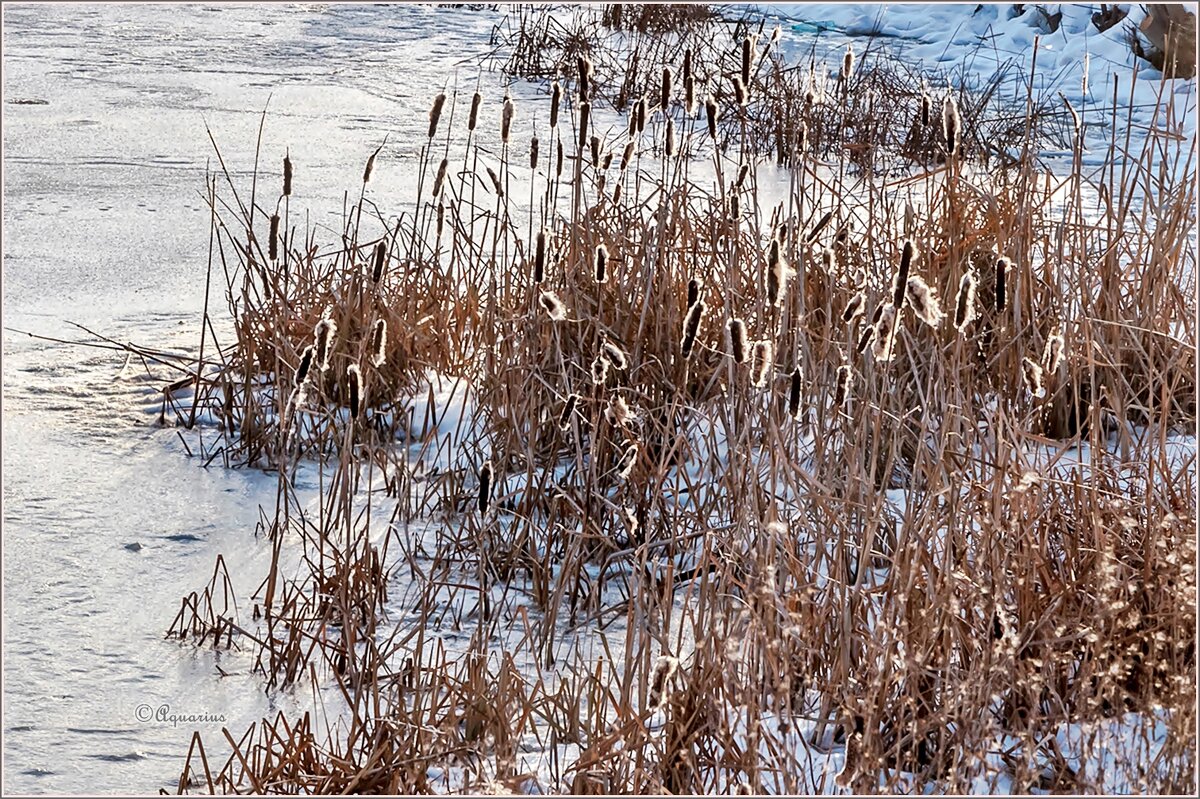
[2,3,1194,794]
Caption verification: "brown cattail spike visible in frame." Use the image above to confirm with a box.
[906,276,944,328]
[842,45,855,81]
[314,317,336,372]
[296,345,314,385]
[530,137,539,170]
[767,239,788,306]
[283,154,292,196]
[478,461,493,514]
[372,241,386,283]
[705,97,718,139]
[741,37,752,86]
[579,102,591,150]
[751,340,774,387]
[621,139,635,171]
[661,66,672,110]
[649,656,679,711]
[595,243,609,283]
[943,94,960,155]
[469,91,482,132]
[577,57,591,101]
[428,92,446,139]
[269,214,280,261]
[872,304,898,361]
[534,231,546,283]
[954,271,977,331]
[502,91,514,143]
[788,366,803,419]
[834,364,853,408]
[1023,357,1045,398]
[370,319,387,367]
[433,158,449,197]
[347,365,362,418]
[843,292,866,323]
[728,319,747,363]
[893,239,916,308]
[681,300,705,358]
[559,394,581,431]
[733,76,747,107]
[666,118,675,157]
[995,256,1009,312]
[687,278,700,308]
[550,81,561,129]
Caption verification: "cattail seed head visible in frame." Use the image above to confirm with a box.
[661,66,672,110]
[433,157,449,197]
[705,96,718,139]
[606,394,631,427]
[436,202,445,239]
[1043,332,1065,374]
[751,340,774,387]
[595,243,609,283]
[665,118,675,157]
[1022,357,1045,398]
[685,75,695,114]
[601,340,628,370]
[296,345,314,385]
[736,162,750,189]
[649,655,679,712]
[621,139,635,171]
[741,36,752,87]
[821,247,836,272]
[477,460,493,514]
[617,442,638,480]
[530,136,539,170]
[550,81,561,129]
[314,317,336,372]
[682,49,692,86]
[942,94,960,155]
[954,271,977,331]
[834,363,853,408]
[797,121,808,156]
[843,292,866,323]
[872,304,897,361]
[534,230,546,283]
[283,154,292,196]
[906,276,944,328]
[730,193,741,220]
[788,366,803,419]
[486,166,503,197]
[577,56,591,101]
[686,278,700,309]
[468,91,482,132]
[636,96,647,133]
[428,92,446,139]
[556,136,564,177]
[372,240,386,283]
[612,183,622,204]
[370,319,387,367]
[995,256,1009,312]
[892,239,916,308]
[920,88,931,126]
[842,44,855,81]
[559,393,581,431]
[591,355,609,385]
[733,76,747,107]
[590,134,601,168]
[501,90,514,143]
[681,300,705,358]
[767,239,789,306]
[579,101,591,149]
[347,364,362,418]
[269,214,280,261]
[728,318,747,363]
[602,151,613,171]
[855,320,877,354]
[363,146,379,184]
[539,290,567,321]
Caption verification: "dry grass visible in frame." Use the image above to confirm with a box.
[164,10,1197,795]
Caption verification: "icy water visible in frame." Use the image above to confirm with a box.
[1,4,509,793]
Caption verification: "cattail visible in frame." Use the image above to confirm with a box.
[595,243,609,283]
[428,92,446,139]
[436,202,445,239]
[636,96,647,133]
[954,271,977,330]
[834,363,853,408]
[432,157,449,197]
[736,162,750,188]
[468,91,481,132]
[686,278,700,308]
[591,355,609,385]
[501,90,514,143]
[1043,332,1065,374]
[733,76,747,107]
[556,136,564,177]
[788,366,803,419]
[842,44,855,80]
[685,75,695,114]
[822,247,836,272]
[477,460,493,514]
[550,80,561,129]
[347,364,362,418]
[602,152,613,171]
[751,340,774,387]
[796,121,807,156]
[559,393,581,431]
[767,238,788,306]
[296,345,314,385]
[622,506,639,539]
[486,166,503,197]
[836,722,862,789]
[728,318,748,363]
[892,239,916,308]
[621,139,635,171]
[804,209,833,243]
[314,317,336,371]
[287,384,308,417]
[942,94,960,155]
[370,319,387,367]
[282,153,292,196]
[372,240,386,283]
[589,134,601,168]
[269,214,280,261]
[579,101,591,149]
[577,56,591,101]
[602,340,628,370]
[855,321,876,354]
[612,183,622,204]
[705,96,718,139]
[681,300,705,358]
[617,442,638,480]
[730,193,741,220]
[842,292,866,323]
[530,136,539,170]
[649,655,679,711]
[363,145,379,184]
[872,304,897,361]
[995,256,1008,312]
[661,66,672,110]
[906,276,944,328]
[920,90,931,126]
[606,394,631,427]
[741,36,752,87]
[682,48,692,87]
[1022,357,1045,398]
[534,230,546,283]
[539,290,567,321]
[665,118,675,157]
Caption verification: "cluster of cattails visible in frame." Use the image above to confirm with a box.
[648,655,679,713]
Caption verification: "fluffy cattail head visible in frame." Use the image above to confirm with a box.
[649,655,679,712]
[892,239,916,308]
[477,460,493,514]
[283,153,292,196]
[834,363,854,409]
[942,94,960,155]
[954,271,977,331]
[370,319,387,367]
[501,90,514,143]
[428,92,446,139]
[539,290,567,321]
[1022,357,1045,398]
[296,345,314,385]
[686,278,701,309]
[314,317,337,371]
[906,276,944,328]
[577,56,592,101]
[733,76,747,107]
[534,230,547,283]
[842,44,855,81]
[559,393,581,431]
[728,318,747,364]
[595,243,609,283]
[681,300,705,359]
[843,292,866,323]
[617,442,639,480]
[1043,332,1065,374]
[705,96,718,139]
[751,340,774,387]
[767,238,788,306]
[788,366,803,419]
[601,340,628,370]
[606,394,632,428]
[591,355,609,385]
[872,304,898,361]
[347,364,362,419]
[269,214,280,261]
